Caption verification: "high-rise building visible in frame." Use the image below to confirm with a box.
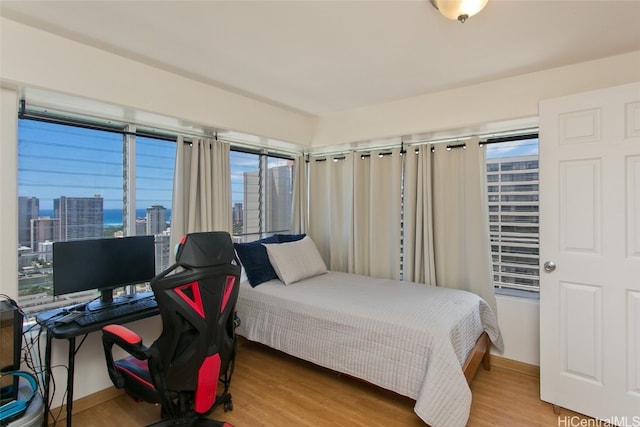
[233,202,243,225]
[154,233,171,273]
[242,163,293,238]
[18,196,39,247]
[486,155,539,293]
[136,217,147,236]
[30,217,60,249]
[54,195,104,241]
[265,164,293,233]
[146,205,167,235]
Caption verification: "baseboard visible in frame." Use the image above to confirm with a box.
[48,386,124,423]
[491,355,540,378]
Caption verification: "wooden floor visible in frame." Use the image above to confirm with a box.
[66,339,593,427]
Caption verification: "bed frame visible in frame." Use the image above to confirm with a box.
[462,331,491,384]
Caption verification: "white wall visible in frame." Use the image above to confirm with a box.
[0,17,316,147]
[312,50,640,147]
[3,17,637,402]
[38,317,161,408]
[495,295,540,366]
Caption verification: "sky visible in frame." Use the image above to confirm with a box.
[18,120,250,210]
[18,120,173,210]
[485,138,538,159]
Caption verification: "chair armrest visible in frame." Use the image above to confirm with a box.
[102,324,152,388]
[102,324,147,354]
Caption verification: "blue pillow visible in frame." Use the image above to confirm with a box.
[276,233,306,243]
[234,235,279,287]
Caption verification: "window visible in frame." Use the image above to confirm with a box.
[485,135,540,297]
[230,150,294,243]
[136,136,176,273]
[17,118,176,312]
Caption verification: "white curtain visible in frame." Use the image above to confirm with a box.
[431,139,497,314]
[170,136,232,259]
[306,141,496,313]
[308,150,402,279]
[403,145,436,285]
[290,155,308,234]
[308,154,354,272]
[328,155,354,272]
[351,149,402,279]
[308,157,330,263]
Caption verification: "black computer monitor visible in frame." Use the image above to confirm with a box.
[53,236,156,311]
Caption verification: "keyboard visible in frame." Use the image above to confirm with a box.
[75,297,158,326]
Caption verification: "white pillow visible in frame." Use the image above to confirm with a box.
[263,236,328,285]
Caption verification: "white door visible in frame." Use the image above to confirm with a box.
[540,82,640,423]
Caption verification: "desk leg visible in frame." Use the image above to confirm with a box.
[43,331,52,427]
[65,336,75,427]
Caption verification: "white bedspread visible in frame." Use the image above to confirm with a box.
[235,271,503,427]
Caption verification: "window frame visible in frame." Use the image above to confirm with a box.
[16,108,177,312]
[230,147,295,243]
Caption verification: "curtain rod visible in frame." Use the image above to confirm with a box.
[484,132,539,144]
[405,127,539,147]
[309,128,539,158]
[440,131,540,151]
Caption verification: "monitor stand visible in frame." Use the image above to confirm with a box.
[86,289,128,312]
[85,286,151,312]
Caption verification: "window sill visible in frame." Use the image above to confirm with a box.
[494,287,539,300]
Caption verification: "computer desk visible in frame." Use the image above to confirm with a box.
[35,298,159,427]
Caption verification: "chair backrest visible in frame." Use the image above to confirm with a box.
[149,231,240,414]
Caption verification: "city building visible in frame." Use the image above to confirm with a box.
[54,195,104,241]
[233,202,243,225]
[242,164,293,239]
[136,217,147,236]
[265,163,294,234]
[486,155,539,294]
[30,216,60,249]
[37,240,54,262]
[146,205,167,235]
[18,196,39,247]
[154,232,172,274]
[17,245,36,271]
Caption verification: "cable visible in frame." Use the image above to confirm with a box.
[0,293,26,318]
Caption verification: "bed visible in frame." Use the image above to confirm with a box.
[233,236,503,427]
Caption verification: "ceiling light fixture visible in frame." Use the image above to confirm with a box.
[429,0,488,23]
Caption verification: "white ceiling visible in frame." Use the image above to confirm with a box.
[2,0,640,116]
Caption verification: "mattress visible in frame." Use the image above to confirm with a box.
[235,271,503,427]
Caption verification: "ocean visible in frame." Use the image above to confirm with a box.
[39,208,171,227]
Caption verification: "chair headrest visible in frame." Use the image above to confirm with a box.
[175,232,236,268]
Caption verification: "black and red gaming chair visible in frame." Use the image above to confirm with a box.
[102,231,241,427]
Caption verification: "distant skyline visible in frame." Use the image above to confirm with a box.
[35,207,172,227]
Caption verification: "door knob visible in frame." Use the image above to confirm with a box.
[543,261,556,272]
